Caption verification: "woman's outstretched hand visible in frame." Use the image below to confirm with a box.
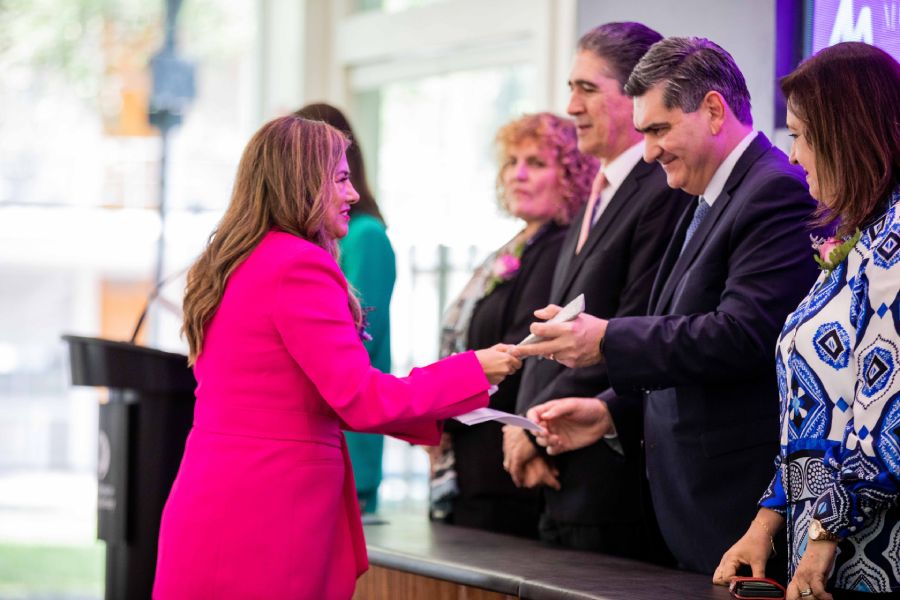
[475,344,523,385]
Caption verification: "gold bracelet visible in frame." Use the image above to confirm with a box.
[752,518,777,556]
[752,518,775,537]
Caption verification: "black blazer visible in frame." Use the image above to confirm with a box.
[515,158,691,529]
[447,223,567,538]
[603,133,821,573]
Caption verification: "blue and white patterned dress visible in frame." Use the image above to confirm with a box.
[760,185,900,594]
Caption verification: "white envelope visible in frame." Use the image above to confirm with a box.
[453,407,544,433]
[517,293,585,346]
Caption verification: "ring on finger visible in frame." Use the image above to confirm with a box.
[799,588,814,598]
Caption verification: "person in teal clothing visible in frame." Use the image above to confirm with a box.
[295,103,396,514]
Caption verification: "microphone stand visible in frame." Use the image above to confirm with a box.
[130,266,188,345]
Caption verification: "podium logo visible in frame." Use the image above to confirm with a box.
[830,0,874,45]
[98,430,111,480]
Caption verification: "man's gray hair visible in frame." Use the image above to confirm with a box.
[624,37,753,126]
[577,22,663,90]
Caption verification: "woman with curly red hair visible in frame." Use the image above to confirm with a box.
[429,112,597,538]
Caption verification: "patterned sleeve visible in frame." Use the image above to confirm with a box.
[812,217,900,538]
[759,454,787,515]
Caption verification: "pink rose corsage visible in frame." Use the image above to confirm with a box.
[484,244,524,295]
[810,228,861,274]
[492,253,520,278]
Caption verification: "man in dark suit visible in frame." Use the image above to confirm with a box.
[517,37,820,575]
[502,22,690,562]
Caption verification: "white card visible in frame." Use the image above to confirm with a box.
[517,293,585,346]
[453,407,544,433]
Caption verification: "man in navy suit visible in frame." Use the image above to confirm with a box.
[504,22,690,562]
[516,37,820,575]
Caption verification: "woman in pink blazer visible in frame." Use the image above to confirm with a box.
[152,116,520,600]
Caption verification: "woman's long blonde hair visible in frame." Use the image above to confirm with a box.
[182,115,362,364]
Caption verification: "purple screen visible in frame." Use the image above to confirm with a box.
[811,0,900,61]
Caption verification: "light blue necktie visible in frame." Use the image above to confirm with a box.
[680,196,710,255]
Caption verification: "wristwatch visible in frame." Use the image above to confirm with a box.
[808,518,840,542]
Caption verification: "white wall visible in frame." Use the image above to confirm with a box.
[576,0,777,137]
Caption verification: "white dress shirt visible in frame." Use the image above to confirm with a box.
[702,130,758,207]
[592,141,646,225]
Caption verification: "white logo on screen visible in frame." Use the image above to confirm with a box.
[830,0,874,44]
[98,430,111,480]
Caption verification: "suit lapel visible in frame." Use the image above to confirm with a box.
[552,160,652,304]
[648,202,694,314]
[550,218,580,302]
[501,224,553,331]
[653,133,773,314]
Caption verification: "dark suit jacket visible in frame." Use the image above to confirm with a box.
[602,133,820,574]
[447,223,567,538]
[515,158,691,534]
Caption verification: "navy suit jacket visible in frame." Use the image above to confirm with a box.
[602,133,820,573]
[515,158,690,532]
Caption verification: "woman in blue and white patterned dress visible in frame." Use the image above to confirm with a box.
[714,43,900,600]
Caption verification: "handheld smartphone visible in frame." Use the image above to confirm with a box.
[729,577,786,599]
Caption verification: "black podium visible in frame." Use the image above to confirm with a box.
[63,335,195,600]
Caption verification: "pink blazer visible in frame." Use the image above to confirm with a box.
[153,231,489,600]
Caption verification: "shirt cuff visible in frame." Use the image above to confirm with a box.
[603,433,624,456]
[758,467,786,515]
